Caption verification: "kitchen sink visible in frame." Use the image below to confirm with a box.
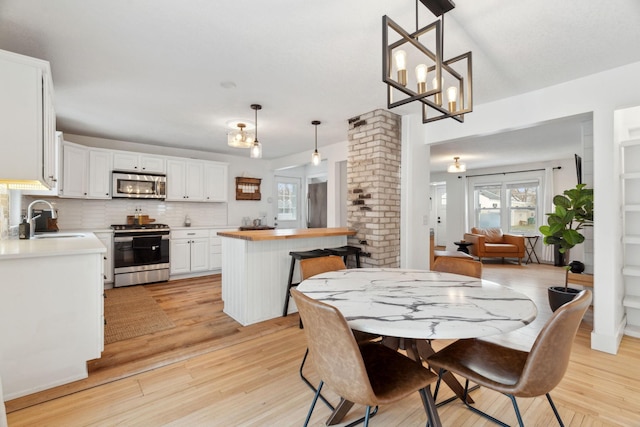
[33,232,87,239]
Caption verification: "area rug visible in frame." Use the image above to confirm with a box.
[104,286,176,344]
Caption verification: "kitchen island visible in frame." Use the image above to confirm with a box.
[0,233,105,400]
[218,227,356,325]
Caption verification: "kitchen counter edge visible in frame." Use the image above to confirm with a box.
[0,233,106,260]
[218,227,356,241]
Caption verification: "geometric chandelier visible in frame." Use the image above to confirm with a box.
[383,0,473,124]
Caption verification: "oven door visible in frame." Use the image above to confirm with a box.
[113,235,170,269]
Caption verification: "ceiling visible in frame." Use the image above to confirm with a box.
[1,0,639,163]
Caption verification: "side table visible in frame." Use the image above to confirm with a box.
[453,241,473,254]
[523,235,540,264]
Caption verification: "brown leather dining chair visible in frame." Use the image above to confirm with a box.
[432,256,483,278]
[291,288,442,427]
[427,289,592,427]
[298,256,378,410]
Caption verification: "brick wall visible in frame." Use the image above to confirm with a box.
[347,109,401,267]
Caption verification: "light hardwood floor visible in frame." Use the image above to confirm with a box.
[6,262,640,426]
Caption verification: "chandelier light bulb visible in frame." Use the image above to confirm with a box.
[394,50,407,86]
[447,86,458,112]
[433,77,443,106]
[415,64,428,94]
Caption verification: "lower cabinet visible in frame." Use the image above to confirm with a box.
[170,229,210,275]
[94,231,113,285]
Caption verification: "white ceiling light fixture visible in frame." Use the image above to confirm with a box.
[249,104,262,159]
[383,0,473,124]
[311,120,321,166]
[447,156,466,173]
[227,122,255,148]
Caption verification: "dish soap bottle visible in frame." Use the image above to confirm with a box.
[184,215,191,227]
[19,217,30,239]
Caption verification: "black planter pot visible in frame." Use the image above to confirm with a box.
[548,286,582,312]
[569,261,585,273]
[553,245,567,267]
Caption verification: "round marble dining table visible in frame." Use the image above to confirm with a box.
[296,267,538,340]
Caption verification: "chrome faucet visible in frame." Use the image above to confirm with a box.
[26,200,57,237]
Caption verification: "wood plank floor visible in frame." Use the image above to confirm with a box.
[6,263,640,426]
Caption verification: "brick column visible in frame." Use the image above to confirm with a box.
[347,109,401,268]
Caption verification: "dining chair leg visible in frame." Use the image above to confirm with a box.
[343,406,378,427]
[545,393,565,427]
[299,348,334,410]
[303,380,324,427]
[507,394,525,427]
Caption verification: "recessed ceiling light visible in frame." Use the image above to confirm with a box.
[220,81,236,89]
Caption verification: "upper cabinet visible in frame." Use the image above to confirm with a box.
[167,159,228,202]
[60,142,112,199]
[113,152,165,174]
[204,163,228,202]
[0,49,57,190]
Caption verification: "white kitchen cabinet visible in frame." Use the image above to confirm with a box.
[166,159,204,201]
[113,152,166,174]
[210,234,222,270]
[88,150,113,199]
[0,236,104,400]
[0,49,57,190]
[170,229,209,275]
[61,142,112,199]
[210,229,236,270]
[204,162,229,202]
[95,231,114,285]
[60,142,88,198]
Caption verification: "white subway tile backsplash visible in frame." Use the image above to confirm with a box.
[20,196,228,230]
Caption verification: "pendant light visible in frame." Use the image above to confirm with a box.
[227,122,254,148]
[447,156,466,173]
[250,104,262,159]
[311,120,321,166]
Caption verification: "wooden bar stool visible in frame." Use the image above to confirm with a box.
[282,249,332,317]
[325,245,362,268]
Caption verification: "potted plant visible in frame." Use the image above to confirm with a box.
[539,183,593,311]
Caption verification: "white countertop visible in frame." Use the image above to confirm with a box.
[0,233,106,260]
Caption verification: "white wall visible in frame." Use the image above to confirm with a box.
[412,60,640,354]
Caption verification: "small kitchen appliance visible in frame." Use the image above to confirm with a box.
[111,223,170,287]
[112,171,166,199]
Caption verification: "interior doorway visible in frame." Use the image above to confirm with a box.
[434,183,447,247]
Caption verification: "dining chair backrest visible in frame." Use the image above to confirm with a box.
[515,289,591,397]
[290,288,378,404]
[300,255,346,280]
[432,257,482,279]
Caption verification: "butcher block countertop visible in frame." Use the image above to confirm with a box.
[218,227,356,242]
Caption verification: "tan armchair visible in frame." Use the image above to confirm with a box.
[463,227,525,265]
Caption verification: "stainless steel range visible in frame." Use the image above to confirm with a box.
[111,223,170,287]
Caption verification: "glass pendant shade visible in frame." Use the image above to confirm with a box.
[250,140,262,159]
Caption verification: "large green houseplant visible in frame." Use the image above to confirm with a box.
[539,183,593,310]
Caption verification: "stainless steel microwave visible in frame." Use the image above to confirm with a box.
[112,172,166,199]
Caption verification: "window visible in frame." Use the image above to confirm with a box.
[507,182,538,234]
[475,184,502,228]
[277,181,298,221]
[472,179,540,234]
